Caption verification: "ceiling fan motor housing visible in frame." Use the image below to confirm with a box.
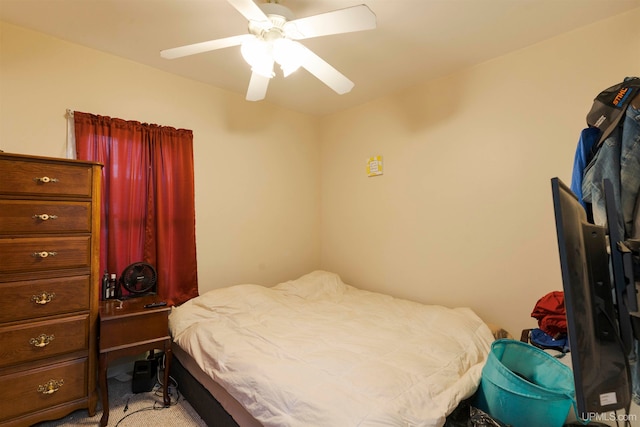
[248,4,292,40]
[259,3,295,21]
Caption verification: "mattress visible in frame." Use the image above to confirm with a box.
[169,271,495,427]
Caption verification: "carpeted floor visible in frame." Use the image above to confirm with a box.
[33,375,207,427]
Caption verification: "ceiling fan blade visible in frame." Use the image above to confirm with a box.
[299,45,354,95]
[227,0,270,25]
[161,34,252,59]
[284,5,376,40]
[246,65,273,101]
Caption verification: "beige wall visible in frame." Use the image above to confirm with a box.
[1,8,639,337]
[319,8,640,335]
[0,21,322,291]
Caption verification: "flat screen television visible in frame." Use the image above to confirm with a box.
[551,177,631,420]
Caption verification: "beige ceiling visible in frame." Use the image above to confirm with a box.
[1,0,639,116]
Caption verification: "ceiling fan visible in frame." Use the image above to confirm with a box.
[160,0,376,101]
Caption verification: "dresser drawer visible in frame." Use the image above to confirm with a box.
[0,358,87,422]
[0,200,92,234]
[0,158,93,197]
[0,314,88,367]
[0,275,90,323]
[0,236,91,274]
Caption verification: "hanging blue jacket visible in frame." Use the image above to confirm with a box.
[582,103,640,238]
[570,126,600,208]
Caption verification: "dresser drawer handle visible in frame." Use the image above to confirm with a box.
[32,213,58,221]
[31,291,56,305]
[32,251,58,258]
[34,176,59,184]
[30,333,55,348]
[37,379,64,395]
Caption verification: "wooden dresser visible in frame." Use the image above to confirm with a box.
[0,152,101,426]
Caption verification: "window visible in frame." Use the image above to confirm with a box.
[73,111,198,306]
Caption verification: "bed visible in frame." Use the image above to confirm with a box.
[168,270,496,427]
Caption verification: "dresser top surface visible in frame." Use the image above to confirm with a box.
[0,152,102,167]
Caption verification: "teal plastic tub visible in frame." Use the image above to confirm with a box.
[474,339,575,427]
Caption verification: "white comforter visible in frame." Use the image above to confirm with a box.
[169,271,494,427]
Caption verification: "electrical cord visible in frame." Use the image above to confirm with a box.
[114,406,157,426]
[155,352,181,405]
[113,353,181,426]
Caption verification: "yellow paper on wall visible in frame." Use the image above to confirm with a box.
[367,155,383,177]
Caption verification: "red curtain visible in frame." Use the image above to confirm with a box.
[74,111,198,306]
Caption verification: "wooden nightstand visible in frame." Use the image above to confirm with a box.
[98,296,172,427]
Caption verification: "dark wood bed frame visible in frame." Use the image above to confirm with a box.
[171,355,240,426]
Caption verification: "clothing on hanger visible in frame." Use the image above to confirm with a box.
[574,77,640,239]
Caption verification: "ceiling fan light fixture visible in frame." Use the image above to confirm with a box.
[240,37,275,78]
[273,38,304,77]
[242,35,304,78]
